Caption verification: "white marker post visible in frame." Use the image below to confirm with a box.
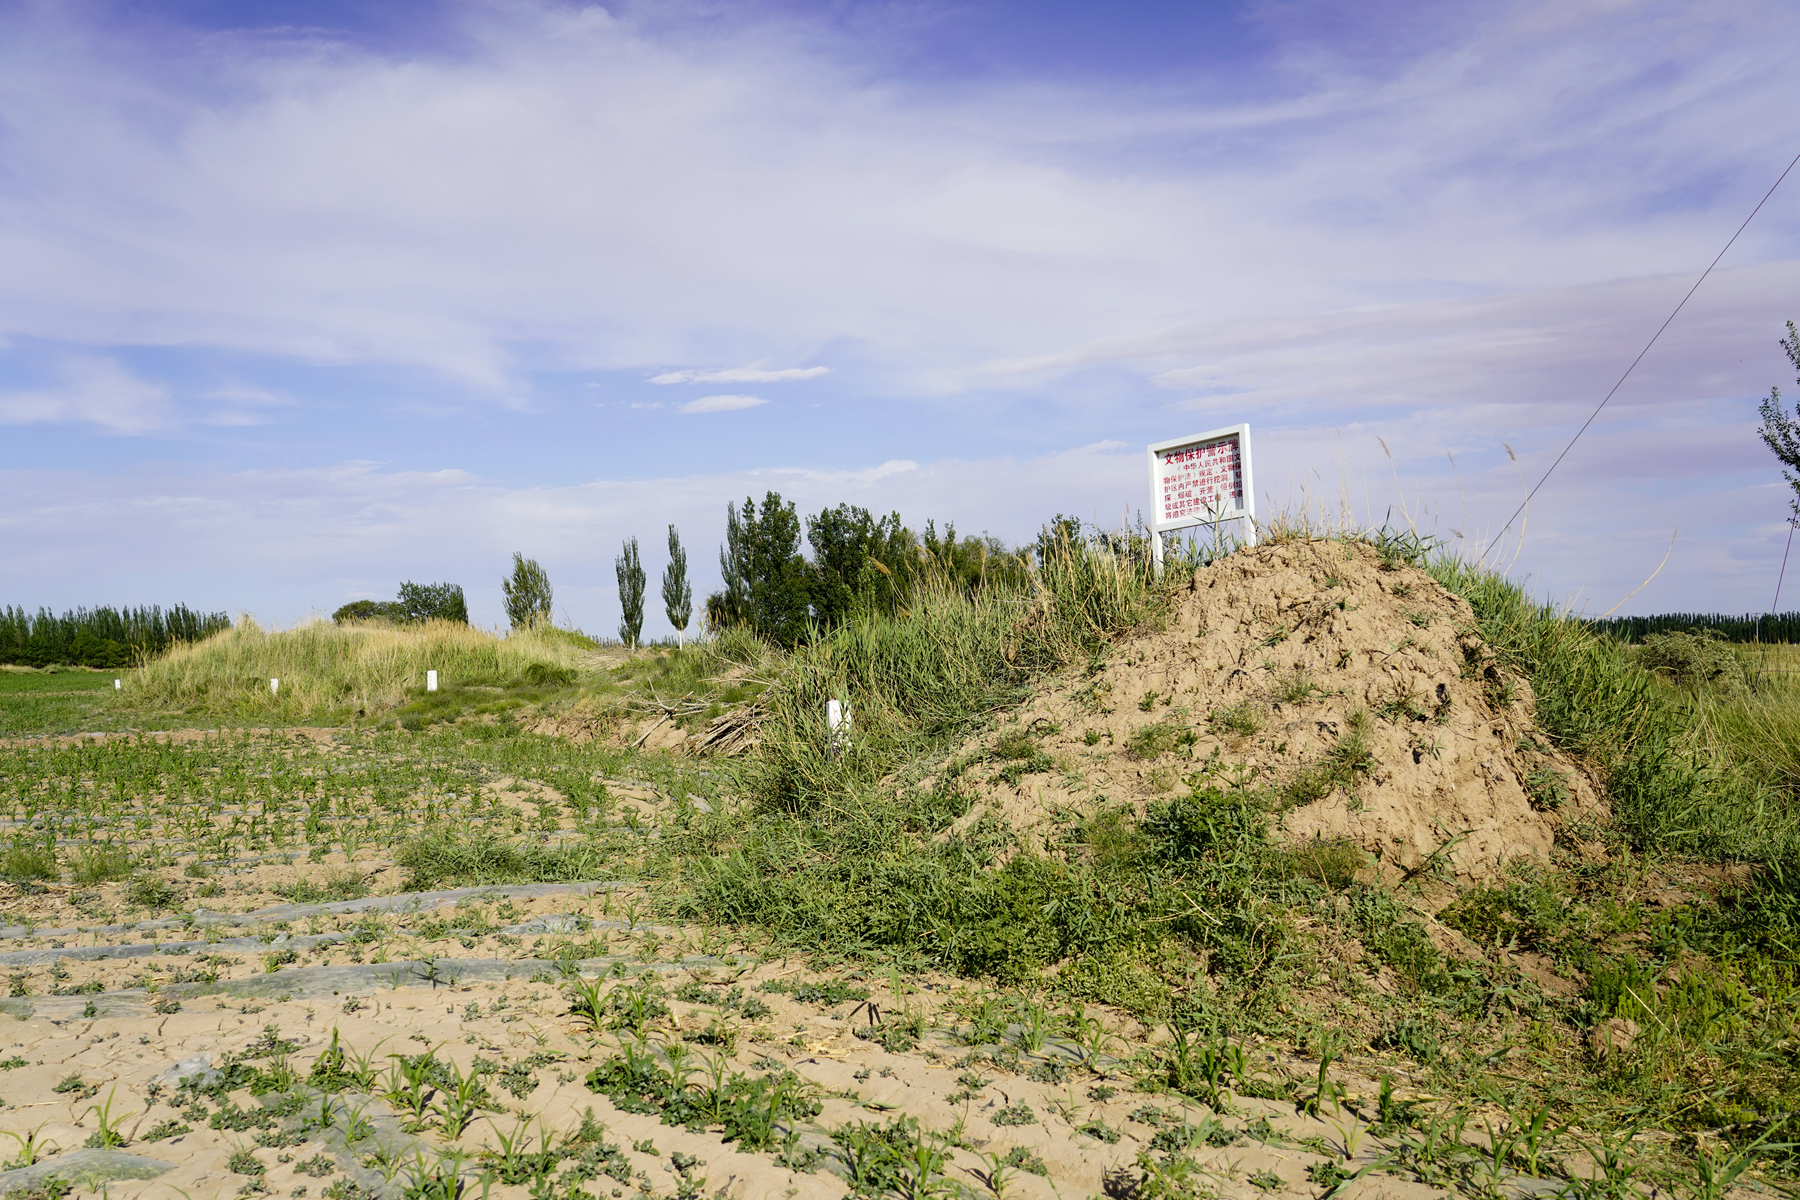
[1146,423,1257,571]
[113,679,121,690]
[827,699,852,757]
[427,670,439,692]
[270,678,280,696]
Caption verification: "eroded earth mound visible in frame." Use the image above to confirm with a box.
[936,538,1604,882]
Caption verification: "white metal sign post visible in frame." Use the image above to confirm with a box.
[1146,423,1256,569]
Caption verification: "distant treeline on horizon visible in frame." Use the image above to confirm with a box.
[1585,611,1800,644]
[0,605,233,669]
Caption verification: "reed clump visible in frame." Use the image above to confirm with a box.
[129,617,593,718]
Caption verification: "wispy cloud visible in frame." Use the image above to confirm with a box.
[650,366,829,385]
[0,356,170,434]
[679,394,767,414]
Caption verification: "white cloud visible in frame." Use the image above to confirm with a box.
[0,356,170,434]
[0,0,1792,398]
[649,366,829,384]
[679,394,767,414]
[986,261,1800,426]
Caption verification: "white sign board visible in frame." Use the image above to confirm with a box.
[1146,423,1256,567]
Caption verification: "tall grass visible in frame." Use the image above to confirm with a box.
[129,618,593,718]
[674,531,1223,984]
[1430,559,1800,861]
[1431,557,1800,965]
[1688,645,1800,794]
[742,532,1167,815]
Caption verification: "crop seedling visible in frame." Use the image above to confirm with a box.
[433,1059,492,1138]
[482,1117,559,1186]
[0,1124,59,1168]
[82,1085,137,1148]
[343,1101,377,1144]
[1299,1032,1347,1118]
[973,1149,1020,1199]
[386,1051,443,1129]
[399,1148,471,1200]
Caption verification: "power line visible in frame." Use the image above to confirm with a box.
[1492,149,1800,547]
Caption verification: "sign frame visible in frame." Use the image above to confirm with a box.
[1146,423,1256,568]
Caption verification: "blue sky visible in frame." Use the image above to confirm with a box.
[3,0,1799,637]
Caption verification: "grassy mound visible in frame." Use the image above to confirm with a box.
[129,618,595,719]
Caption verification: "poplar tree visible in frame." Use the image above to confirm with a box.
[708,493,808,643]
[1757,321,1800,518]
[502,553,554,629]
[662,525,693,646]
[616,537,646,648]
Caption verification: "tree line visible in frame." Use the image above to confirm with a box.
[497,491,1039,648]
[1586,611,1800,644]
[699,492,1030,645]
[331,581,470,626]
[0,605,231,668]
[331,491,1048,648]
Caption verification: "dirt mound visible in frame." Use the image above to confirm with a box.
[938,539,1603,881]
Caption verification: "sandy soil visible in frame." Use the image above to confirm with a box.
[930,540,1607,885]
[0,873,1470,1200]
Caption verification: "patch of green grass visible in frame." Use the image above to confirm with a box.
[1270,668,1320,705]
[68,843,133,884]
[0,670,126,693]
[0,842,57,882]
[988,732,1056,783]
[1274,838,1363,889]
[1277,710,1372,808]
[0,670,155,735]
[1127,721,1197,761]
[124,873,183,910]
[272,869,370,904]
[1207,703,1260,737]
[395,828,616,890]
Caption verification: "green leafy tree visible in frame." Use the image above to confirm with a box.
[711,502,750,631]
[806,504,916,627]
[616,537,646,648]
[1757,321,1800,518]
[334,583,467,625]
[395,581,469,624]
[710,492,810,644]
[662,525,693,646]
[501,553,554,630]
[332,599,398,624]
